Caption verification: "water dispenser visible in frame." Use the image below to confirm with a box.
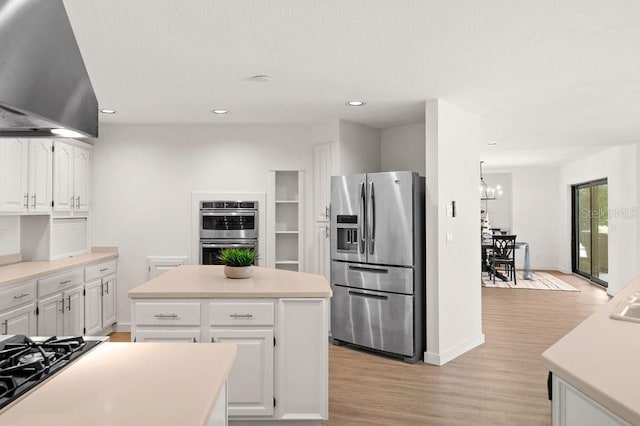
[336,215,359,252]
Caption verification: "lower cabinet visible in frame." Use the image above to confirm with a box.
[210,328,274,417]
[0,303,37,335]
[84,274,117,335]
[37,285,84,336]
[130,297,328,424]
[552,374,630,426]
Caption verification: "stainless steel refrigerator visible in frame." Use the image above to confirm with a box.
[330,171,425,363]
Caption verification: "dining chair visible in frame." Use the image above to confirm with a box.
[489,235,517,284]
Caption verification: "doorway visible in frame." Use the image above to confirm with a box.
[572,179,608,287]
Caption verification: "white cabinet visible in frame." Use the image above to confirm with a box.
[0,138,52,213]
[83,259,118,335]
[130,296,328,424]
[269,171,304,272]
[210,328,274,417]
[314,223,330,282]
[552,375,630,426]
[53,140,90,214]
[312,142,333,223]
[0,304,37,336]
[209,300,275,417]
[0,280,37,336]
[37,268,85,336]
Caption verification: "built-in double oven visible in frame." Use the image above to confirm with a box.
[199,201,258,265]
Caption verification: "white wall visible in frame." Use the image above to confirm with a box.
[483,173,512,232]
[381,123,426,175]
[511,168,561,270]
[559,144,640,295]
[425,99,484,365]
[0,216,20,256]
[338,120,381,174]
[91,123,317,326]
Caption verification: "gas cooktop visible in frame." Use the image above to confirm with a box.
[0,335,103,410]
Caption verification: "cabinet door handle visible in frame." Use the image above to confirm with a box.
[59,299,65,313]
[70,196,75,208]
[60,280,72,285]
[31,194,36,209]
[23,193,29,208]
[192,337,197,343]
[229,313,254,319]
[211,337,216,343]
[104,282,109,294]
[2,320,8,334]
[325,225,330,238]
[100,283,104,296]
[325,206,330,219]
[133,337,137,342]
[67,296,71,311]
[154,313,179,319]
[76,196,80,209]
[13,293,30,299]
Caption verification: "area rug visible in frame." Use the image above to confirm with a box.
[481,271,579,291]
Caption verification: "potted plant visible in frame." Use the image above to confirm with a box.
[218,247,256,279]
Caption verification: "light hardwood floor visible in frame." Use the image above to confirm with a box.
[110,272,610,425]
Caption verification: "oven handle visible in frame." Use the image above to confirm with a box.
[201,211,256,217]
[201,243,257,249]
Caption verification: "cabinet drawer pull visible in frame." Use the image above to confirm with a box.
[60,280,72,285]
[154,313,179,319]
[211,337,216,343]
[99,268,109,272]
[229,313,254,319]
[13,293,30,299]
[192,337,197,343]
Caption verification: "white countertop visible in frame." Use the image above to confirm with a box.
[0,342,237,426]
[542,274,640,424]
[0,247,119,289]
[128,264,332,298]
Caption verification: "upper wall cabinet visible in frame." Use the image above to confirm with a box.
[53,141,91,215]
[0,138,52,214]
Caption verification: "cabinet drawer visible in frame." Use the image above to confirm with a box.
[38,269,84,298]
[85,259,117,281]
[0,281,36,312]
[210,301,274,326]
[135,302,201,326]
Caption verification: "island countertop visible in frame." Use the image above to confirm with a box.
[0,342,237,426]
[128,264,332,298]
[542,275,640,424]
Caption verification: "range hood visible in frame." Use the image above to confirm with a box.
[0,0,98,138]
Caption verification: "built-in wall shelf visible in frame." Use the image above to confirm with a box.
[268,171,304,272]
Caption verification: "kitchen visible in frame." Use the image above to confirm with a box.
[2,0,640,425]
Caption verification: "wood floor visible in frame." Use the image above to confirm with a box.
[110,272,610,425]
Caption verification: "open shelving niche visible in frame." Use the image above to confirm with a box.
[268,170,304,272]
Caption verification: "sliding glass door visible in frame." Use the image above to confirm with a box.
[572,179,608,286]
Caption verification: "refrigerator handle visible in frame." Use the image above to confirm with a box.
[368,181,375,255]
[359,182,366,254]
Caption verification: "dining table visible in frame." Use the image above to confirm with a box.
[481,238,532,280]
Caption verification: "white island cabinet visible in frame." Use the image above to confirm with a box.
[129,265,331,426]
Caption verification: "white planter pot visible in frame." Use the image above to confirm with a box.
[224,265,253,279]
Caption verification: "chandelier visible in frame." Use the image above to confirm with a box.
[479,161,502,200]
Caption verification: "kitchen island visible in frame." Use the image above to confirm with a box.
[542,275,640,425]
[0,342,237,425]
[129,265,332,426]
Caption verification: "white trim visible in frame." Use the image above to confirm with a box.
[424,333,485,366]
[113,322,131,332]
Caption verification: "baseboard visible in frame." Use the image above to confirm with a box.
[113,322,131,332]
[424,333,485,366]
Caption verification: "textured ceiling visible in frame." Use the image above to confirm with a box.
[62,0,640,167]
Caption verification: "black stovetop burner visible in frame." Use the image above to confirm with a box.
[0,336,102,410]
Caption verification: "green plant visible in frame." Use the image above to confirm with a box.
[217,248,256,267]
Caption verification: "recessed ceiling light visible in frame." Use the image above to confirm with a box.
[252,75,272,83]
[100,109,117,114]
[346,101,366,107]
[488,141,499,146]
[51,128,84,138]
[212,109,229,115]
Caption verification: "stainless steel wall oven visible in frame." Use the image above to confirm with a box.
[199,201,258,265]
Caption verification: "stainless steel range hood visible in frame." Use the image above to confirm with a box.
[0,0,98,138]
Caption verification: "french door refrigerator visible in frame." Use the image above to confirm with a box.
[330,171,425,363]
